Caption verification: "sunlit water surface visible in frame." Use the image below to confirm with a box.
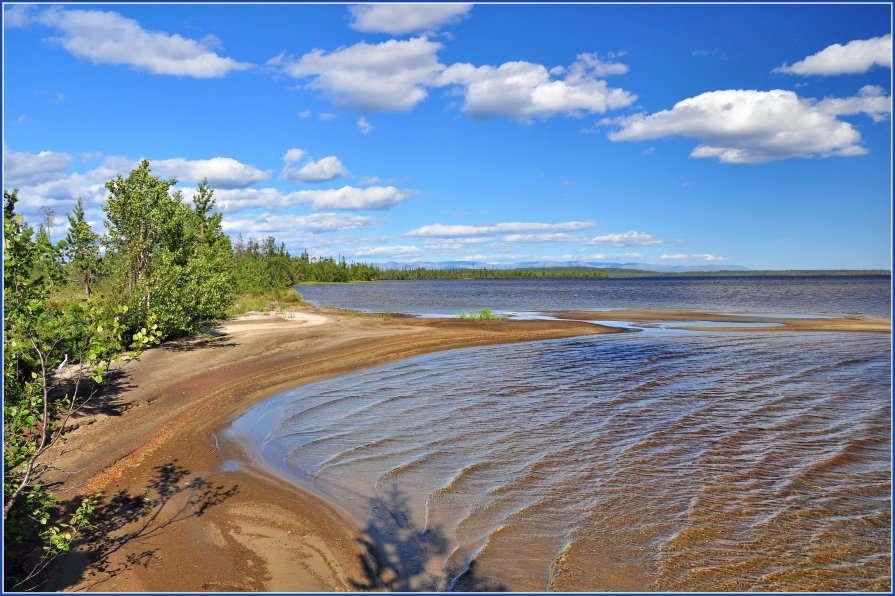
[298,276,891,318]
[229,330,891,591]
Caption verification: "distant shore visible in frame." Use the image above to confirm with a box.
[44,306,890,590]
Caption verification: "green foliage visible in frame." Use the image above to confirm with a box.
[103,163,233,339]
[61,198,101,298]
[458,308,502,321]
[4,196,160,589]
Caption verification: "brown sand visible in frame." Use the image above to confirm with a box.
[44,308,619,592]
[550,308,892,333]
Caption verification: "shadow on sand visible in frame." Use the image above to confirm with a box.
[37,460,238,592]
[349,484,506,592]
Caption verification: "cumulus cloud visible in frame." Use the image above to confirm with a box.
[33,7,252,78]
[660,253,726,261]
[214,185,411,212]
[407,221,596,238]
[438,53,636,122]
[283,148,306,164]
[353,245,422,257]
[151,157,270,188]
[588,231,663,247]
[282,155,348,183]
[269,37,444,112]
[5,153,137,217]
[357,117,374,135]
[607,89,869,163]
[221,212,376,235]
[775,34,891,76]
[348,3,472,35]
[3,146,73,186]
[816,85,891,123]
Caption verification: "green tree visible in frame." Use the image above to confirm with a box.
[62,199,101,299]
[103,162,233,338]
[103,159,180,313]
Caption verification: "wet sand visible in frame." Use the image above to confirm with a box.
[550,308,892,333]
[43,306,889,591]
[44,308,618,591]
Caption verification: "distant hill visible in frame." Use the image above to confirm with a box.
[370,260,889,278]
[372,260,751,273]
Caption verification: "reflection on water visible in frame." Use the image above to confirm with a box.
[229,332,891,591]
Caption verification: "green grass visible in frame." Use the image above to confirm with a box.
[227,288,305,317]
[458,308,502,321]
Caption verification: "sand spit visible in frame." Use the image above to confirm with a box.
[549,308,891,333]
[42,308,616,591]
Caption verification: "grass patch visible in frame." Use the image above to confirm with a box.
[227,288,306,317]
[458,308,502,321]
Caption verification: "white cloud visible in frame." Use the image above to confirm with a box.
[34,8,252,78]
[588,231,663,247]
[222,212,376,235]
[151,157,270,188]
[282,155,348,183]
[270,37,445,112]
[660,253,726,261]
[6,154,137,217]
[775,34,892,76]
[407,221,596,237]
[298,110,312,119]
[359,176,381,185]
[503,232,582,243]
[3,146,73,186]
[283,148,306,164]
[353,245,422,257]
[348,3,472,35]
[215,185,410,212]
[357,117,374,135]
[299,185,409,211]
[608,89,868,163]
[585,252,645,261]
[423,236,493,251]
[438,53,636,122]
[816,85,891,123]
[3,5,36,28]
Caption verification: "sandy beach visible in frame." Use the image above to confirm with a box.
[44,308,618,591]
[42,306,889,591]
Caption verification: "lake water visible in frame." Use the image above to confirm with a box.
[229,277,891,591]
[297,276,891,318]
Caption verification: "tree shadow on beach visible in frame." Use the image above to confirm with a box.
[349,484,506,592]
[159,327,237,353]
[49,368,136,420]
[40,460,238,591]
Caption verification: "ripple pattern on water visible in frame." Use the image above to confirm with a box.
[228,332,891,592]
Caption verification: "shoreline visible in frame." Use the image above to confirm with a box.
[44,307,620,591]
[43,305,890,591]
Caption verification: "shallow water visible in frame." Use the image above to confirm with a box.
[298,276,891,318]
[229,330,892,592]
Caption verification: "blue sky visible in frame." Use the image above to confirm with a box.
[2,2,892,269]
